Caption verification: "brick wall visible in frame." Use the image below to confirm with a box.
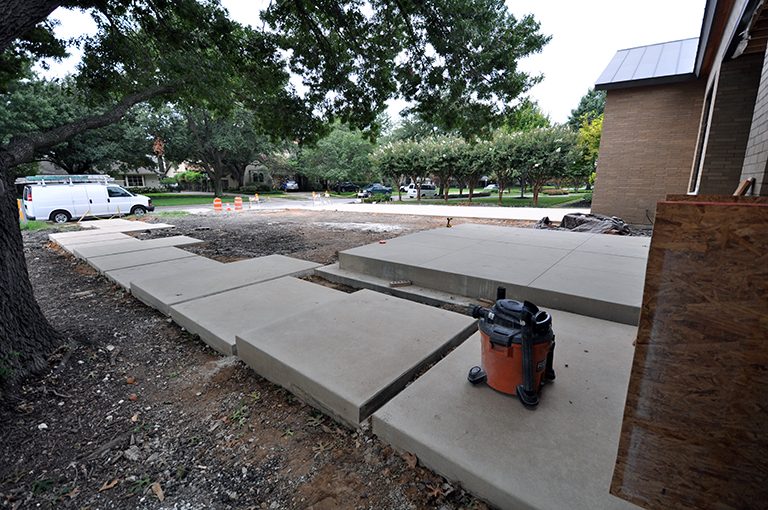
[740,46,768,195]
[697,54,764,194]
[592,81,705,224]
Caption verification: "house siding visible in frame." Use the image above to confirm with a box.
[592,81,705,224]
[740,46,768,195]
[697,54,764,194]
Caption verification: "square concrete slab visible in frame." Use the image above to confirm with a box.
[372,310,640,510]
[170,277,347,355]
[87,247,198,273]
[72,235,202,259]
[236,290,477,427]
[55,233,137,254]
[49,229,138,243]
[336,226,648,324]
[105,255,223,290]
[131,255,321,315]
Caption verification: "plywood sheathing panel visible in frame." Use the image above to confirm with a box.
[666,194,768,203]
[611,201,768,510]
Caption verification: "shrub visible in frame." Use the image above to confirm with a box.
[126,186,165,194]
[362,193,391,203]
[542,188,568,195]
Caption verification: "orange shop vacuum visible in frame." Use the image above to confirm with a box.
[468,287,556,409]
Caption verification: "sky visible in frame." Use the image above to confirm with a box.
[42,0,706,124]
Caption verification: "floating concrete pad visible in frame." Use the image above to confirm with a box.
[372,310,640,510]
[171,277,346,355]
[105,255,223,290]
[131,255,321,315]
[236,289,477,427]
[72,235,202,259]
[55,233,137,254]
[337,224,649,324]
[87,247,197,273]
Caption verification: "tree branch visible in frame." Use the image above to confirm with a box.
[0,84,174,173]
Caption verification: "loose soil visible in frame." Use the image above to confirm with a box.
[2,210,532,510]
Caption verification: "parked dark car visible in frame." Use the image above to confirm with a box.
[333,181,359,192]
[357,183,392,198]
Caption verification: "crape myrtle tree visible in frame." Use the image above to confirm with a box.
[1,0,549,384]
[516,126,579,206]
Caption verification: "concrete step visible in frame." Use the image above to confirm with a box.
[105,255,223,290]
[170,277,347,355]
[72,235,202,259]
[87,247,198,273]
[316,262,478,310]
[131,255,321,315]
[337,224,648,325]
[54,233,136,254]
[236,289,477,427]
[372,310,641,510]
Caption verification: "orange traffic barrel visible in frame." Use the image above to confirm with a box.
[234,196,243,211]
[213,197,222,212]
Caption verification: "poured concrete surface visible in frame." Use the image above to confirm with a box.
[87,247,197,273]
[105,255,223,290]
[337,224,649,324]
[236,290,477,427]
[171,277,346,355]
[131,255,321,315]
[54,233,137,254]
[372,311,640,510]
[72,235,202,259]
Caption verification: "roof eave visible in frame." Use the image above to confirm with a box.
[596,72,697,91]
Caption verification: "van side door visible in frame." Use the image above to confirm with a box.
[70,186,92,217]
[86,186,111,216]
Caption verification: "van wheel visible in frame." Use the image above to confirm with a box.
[131,205,147,217]
[50,210,71,224]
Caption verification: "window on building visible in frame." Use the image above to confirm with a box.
[126,175,144,187]
[258,172,264,183]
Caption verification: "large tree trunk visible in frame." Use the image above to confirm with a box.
[0,85,173,387]
[0,170,61,389]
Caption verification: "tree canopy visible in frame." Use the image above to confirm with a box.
[567,88,606,130]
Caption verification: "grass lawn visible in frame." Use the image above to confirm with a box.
[147,192,287,207]
[471,193,591,207]
[19,220,54,231]
[151,210,191,218]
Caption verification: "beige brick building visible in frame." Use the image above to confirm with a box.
[593,0,768,224]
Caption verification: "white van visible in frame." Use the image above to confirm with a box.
[22,182,154,223]
[406,183,437,199]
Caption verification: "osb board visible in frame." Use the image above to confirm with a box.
[666,194,768,204]
[611,201,768,510]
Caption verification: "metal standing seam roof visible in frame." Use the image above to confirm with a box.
[595,37,699,90]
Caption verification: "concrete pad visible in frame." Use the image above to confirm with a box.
[236,289,477,427]
[170,277,346,355]
[87,247,197,273]
[337,225,648,324]
[72,235,202,259]
[131,255,321,315]
[372,310,640,510]
[55,234,138,254]
[79,218,137,229]
[105,255,223,290]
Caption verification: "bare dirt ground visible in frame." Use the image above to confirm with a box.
[1,210,531,510]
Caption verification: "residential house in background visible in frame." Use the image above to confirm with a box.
[593,0,768,223]
[118,166,162,189]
